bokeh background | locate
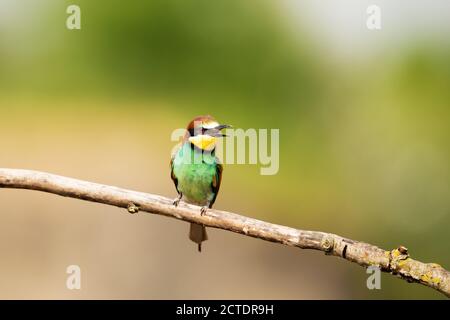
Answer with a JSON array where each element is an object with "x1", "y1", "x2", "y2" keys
[{"x1": 0, "y1": 0, "x2": 449, "y2": 299}]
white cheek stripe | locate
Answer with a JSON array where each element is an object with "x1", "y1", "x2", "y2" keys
[{"x1": 202, "y1": 121, "x2": 219, "y2": 129}]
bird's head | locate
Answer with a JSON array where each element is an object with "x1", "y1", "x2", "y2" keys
[{"x1": 185, "y1": 115, "x2": 231, "y2": 151}]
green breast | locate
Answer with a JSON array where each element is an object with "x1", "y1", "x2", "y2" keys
[{"x1": 172, "y1": 143, "x2": 218, "y2": 206}]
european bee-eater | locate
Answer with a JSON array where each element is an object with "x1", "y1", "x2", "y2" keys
[{"x1": 170, "y1": 115, "x2": 230, "y2": 252}]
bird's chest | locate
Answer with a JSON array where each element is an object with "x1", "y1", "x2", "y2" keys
[{"x1": 174, "y1": 162, "x2": 216, "y2": 206}]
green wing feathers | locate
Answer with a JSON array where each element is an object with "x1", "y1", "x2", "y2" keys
[{"x1": 210, "y1": 161, "x2": 223, "y2": 207}]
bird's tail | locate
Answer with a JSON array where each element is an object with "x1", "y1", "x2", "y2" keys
[{"x1": 189, "y1": 223, "x2": 208, "y2": 252}]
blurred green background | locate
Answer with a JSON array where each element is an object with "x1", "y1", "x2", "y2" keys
[{"x1": 0, "y1": 0, "x2": 449, "y2": 299}]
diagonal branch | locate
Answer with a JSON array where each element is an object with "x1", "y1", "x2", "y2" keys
[{"x1": 0, "y1": 168, "x2": 449, "y2": 298}]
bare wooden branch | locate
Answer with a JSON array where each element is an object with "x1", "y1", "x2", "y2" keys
[{"x1": 0, "y1": 168, "x2": 449, "y2": 298}]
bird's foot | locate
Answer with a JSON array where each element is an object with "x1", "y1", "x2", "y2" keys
[
  {"x1": 173, "y1": 195, "x2": 182, "y2": 207},
  {"x1": 200, "y1": 206, "x2": 208, "y2": 216}
]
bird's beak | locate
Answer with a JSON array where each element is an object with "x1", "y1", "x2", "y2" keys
[
  {"x1": 212, "y1": 124, "x2": 232, "y2": 137},
  {"x1": 215, "y1": 124, "x2": 232, "y2": 131}
]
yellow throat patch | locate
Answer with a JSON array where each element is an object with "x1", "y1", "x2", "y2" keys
[{"x1": 189, "y1": 134, "x2": 216, "y2": 151}]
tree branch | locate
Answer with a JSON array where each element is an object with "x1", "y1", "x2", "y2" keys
[{"x1": 0, "y1": 168, "x2": 448, "y2": 298}]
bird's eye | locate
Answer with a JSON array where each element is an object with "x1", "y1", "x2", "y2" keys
[{"x1": 188, "y1": 126, "x2": 207, "y2": 136}]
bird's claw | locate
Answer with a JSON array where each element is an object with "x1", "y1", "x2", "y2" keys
[
  {"x1": 200, "y1": 206, "x2": 208, "y2": 216},
  {"x1": 173, "y1": 197, "x2": 181, "y2": 207}
]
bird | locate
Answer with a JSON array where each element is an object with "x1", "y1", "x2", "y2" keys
[{"x1": 170, "y1": 115, "x2": 230, "y2": 252}]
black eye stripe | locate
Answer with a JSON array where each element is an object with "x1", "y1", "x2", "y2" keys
[{"x1": 189, "y1": 126, "x2": 211, "y2": 136}]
